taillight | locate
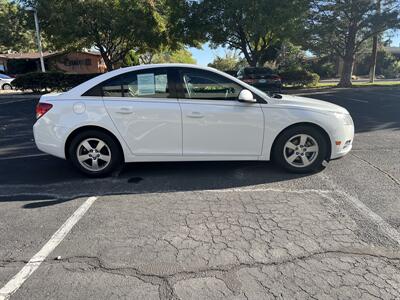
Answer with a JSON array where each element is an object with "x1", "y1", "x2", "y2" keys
[{"x1": 36, "y1": 102, "x2": 53, "y2": 119}]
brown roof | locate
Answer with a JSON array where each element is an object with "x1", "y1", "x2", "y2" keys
[{"x1": 0, "y1": 51, "x2": 101, "y2": 60}]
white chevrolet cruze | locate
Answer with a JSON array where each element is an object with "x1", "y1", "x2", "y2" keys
[{"x1": 33, "y1": 64, "x2": 354, "y2": 176}]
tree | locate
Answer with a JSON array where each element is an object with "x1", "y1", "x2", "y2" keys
[
  {"x1": 356, "y1": 50, "x2": 400, "y2": 78},
  {"x1": 152, "y1": 48, "x2": 196, "y2": 64},
  {"x1": 308, "y1": 0, "x2": 400, "y2": 87},
  {"x1": 207, "y1": 51, "x2": 246, "y2": 71},
  {"x1": 138, "y1": 47, "x2": 196, "y2": 64},
  {"x1": 276, "y1": 42, "x2": 307, "y2": 71},
  {"x1": 369, "y1": 0, "x2": 381, "y2": 82},
  {"x1": 193, "y1": 0, "x2": 309, "y2": 67},
  {"x1": 0, "y1": 0, "x2": 36, "y2": 52},
  {"x1": 24, "y1": 0, "x2": 168, "y2": 71}
]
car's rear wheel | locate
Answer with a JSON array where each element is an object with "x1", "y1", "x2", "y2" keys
[
  {"x1": 2, "y1": 83, "x2": 12, "y2": 90},
  {"x1": 69, "y1": 130, "x2": 122, "y2": 177},
  {"x1": 273, "y1": 126, "x2": 328, "y2": 173}
]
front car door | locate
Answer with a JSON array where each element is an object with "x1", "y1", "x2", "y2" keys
[
  {"x1": 177, "y1": 68, "x2": 264, "y2": 157},
  {"x1": 92, "y1": 68, "x2": 182, "y2": 156}
]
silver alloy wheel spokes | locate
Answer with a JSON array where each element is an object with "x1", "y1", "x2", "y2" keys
[
  {"x1": 283, "y1": 134, "x2": 319, "y2": 168},
  {"x1": 76, "y1": 138, "x2": 111, "y2": 172}
]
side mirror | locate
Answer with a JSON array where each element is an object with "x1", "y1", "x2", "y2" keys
[{"x1": 238, "y1": 89, "x2": 256, "y2": 103}]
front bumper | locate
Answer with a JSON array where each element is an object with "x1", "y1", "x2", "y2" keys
[{"x1": 330, "y1": 123, "x2": 354, "y2": 160}]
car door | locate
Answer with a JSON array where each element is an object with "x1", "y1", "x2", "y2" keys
[
  {"x1": 177, "y1": 68, "x2": 264, "y2": 156},
  {"x1": 99, "y1": 68, "x2": 182, "y2": 156}
]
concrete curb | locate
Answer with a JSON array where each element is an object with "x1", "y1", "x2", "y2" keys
[{"x1": 283, "y1": 85, "x2": 400, "y2": 95}]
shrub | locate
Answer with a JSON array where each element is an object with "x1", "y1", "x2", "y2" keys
[
  {"x1": 279, "y1": 69, "x2": 320, "y2": 87},
  {"x1": 12, "y1": 72, "x2": 100, "y2": 92}
]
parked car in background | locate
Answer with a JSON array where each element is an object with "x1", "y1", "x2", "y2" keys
[
  {"x1": 237, "y1": 67, "x2": 282, "y2": 92},
  {"x1": 223, "y1": 70, "x2": 238, "y2": 77},
  {"x1": 0, "y1": 74, "x2": 14, "y2": 90},
  {"x1": 33, "y1": 64, "x2": 354, "y2": 177}
]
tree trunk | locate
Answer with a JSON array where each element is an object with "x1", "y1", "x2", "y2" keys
[
  {"x1": 369, "y1": 35, "x2": 378, "y2": 83},
  {"x1": 338, "y1": 55, "x2": 354, "y2": 87},
  {"x1": 98, "y1": 45, "x2": 114, "y2": 71},
  {"x1": 338, "y1": 23, "x2": 357, "y2": 88},
  {"x1": 369, "y1": 0, "x2": 381, "y2": 83}
]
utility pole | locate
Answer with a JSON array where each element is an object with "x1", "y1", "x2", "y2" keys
[
  {"x1": 369, "y1": 0, "x2": 381, "y2": 83},
  {"x1": 28, "y1": 7, "x2": 46, "y2": 72}
]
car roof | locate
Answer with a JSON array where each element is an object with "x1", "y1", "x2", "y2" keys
[{"x1": 59, "y1": 63, "x2": 269, "y2": 99}]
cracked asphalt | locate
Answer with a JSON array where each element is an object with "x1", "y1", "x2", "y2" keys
[{"x1": 0, "y1": 87, "x2": 400, "y2": 299}]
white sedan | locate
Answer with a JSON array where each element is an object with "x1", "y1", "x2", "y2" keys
[
  {"x1": 33, "y1": 64, "x2": 354, "y2": 176},
  {"x1": 0, "y1": 73, "x2": 14, "y2": 90}
]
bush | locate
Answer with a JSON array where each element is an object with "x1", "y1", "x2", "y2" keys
[
  {"x1": 12, "y1": 72, "x2": 100, "y2": 92},
  {"x1": 279, "y1": 69, "x2": 320, "y2": 87}
]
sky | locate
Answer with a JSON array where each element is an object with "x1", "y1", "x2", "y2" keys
[
  {"x1": 190, "y1": 30, "x2": 400, "y2": 66},
  {"x1": 188, "y1": 43, "x2": 228, "y2": 66}
]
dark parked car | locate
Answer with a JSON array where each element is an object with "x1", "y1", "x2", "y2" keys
[{"x1": 237, "y1": 67, "x2": 282, "y2": 92}]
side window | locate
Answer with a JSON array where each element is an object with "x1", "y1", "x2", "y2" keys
[
  {"x1": 83, "y1": 68, "x2": 169, "y2": 98},
  {"x1": 180, "y1": 69, "x2": 243, "y2": 101}
]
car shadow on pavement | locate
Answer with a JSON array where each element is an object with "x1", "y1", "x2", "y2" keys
[{"x1": 0, "y1": 155, "x2": 309, "y2": 208}]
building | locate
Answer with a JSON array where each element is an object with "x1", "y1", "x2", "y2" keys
[
  {"x1": 384, "y1": 47, "x2": 400, "y2": 60},
  {"x1": 0, "y1": 51, "x2": 106, "y2": 75}
]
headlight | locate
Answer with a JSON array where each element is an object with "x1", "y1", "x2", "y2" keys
[{"x1": 334, "y1": 113, "x2": 353, "y2": 126}]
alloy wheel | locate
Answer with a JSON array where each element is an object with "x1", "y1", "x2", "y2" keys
[
  {"x1": 76, "y1": 138, "x2": 111, "y2": 172},
  {"x1": 283, "y1": 134, "x2": 319, "y2": 168}
]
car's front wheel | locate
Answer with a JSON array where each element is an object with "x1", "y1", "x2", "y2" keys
[
  {"x1": 273, "y1": 126, "x2": 329, "y2": 173},
  {"x1": 69, "y1": 130, "x2": 122, "y2": 177}
]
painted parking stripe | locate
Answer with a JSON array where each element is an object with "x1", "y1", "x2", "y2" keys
[
  {"x1": 318, "y1": 173, "x2": 400, "y2": 246},
  {"x1": 345, "y1": 97, "x2": 368, "y2": 103},
  {"x1": 0, "y1": 196, "x2": 98, "y2": 300}
]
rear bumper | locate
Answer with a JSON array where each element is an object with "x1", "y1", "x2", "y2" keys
[{"x1": 33, "y1": 118, "x2": 68, "y2": 159}]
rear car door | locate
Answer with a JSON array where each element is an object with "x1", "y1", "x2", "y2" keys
[
  {"x1": 177, "y1": 68, "x2": 264, "y2": 156},
  {"x1": 95, "y1": 68, "x2": 182, "y2": 155}
]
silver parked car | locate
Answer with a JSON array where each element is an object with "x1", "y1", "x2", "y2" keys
[{"x1": 0, "y1": 74, "x2": 14, "y2": 90}]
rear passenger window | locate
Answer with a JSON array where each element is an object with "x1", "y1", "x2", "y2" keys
[{"x1": 82, "y1": 68, "x2": 170, "y2": 98}]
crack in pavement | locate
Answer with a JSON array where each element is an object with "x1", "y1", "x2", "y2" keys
[
  {"x1": 44, "y1": 246, "x2": 400, "y2": 300},
  {"x1": 351, "y1": 153, "x2": 400, "y2": 187}
]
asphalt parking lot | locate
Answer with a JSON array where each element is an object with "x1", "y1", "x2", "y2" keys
[{"x1": 1, "y1": 87, "x2": 400, "y2": 299}]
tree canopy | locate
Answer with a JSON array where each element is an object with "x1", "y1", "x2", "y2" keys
[
  {"x1": 21, "y1": 0, "x2": 174, "y2": 70},
  {"x1": 0, "y1": 0, "x2": 36, "y2": 52},
  {"x1": 207, "y1": 51, "x2": 247, "y2": 71},
  {"x1": 193, "y1": 0, "x2": 310, "y2": 67},
  {"x1": 306, "y1": 0, "x2": 400, "y2": 86}
]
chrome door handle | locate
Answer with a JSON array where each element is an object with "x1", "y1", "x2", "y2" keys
[
  {"x1": 116, "y1": 107, "x2": 134, "y2": 114},
  {"x1": 187, "y1": 112, "x2": 204, "y2": 118}
]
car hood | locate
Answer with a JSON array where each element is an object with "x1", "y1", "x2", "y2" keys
[{"x1": 271, "y1": 94, "x2": 349, "y2": 114}]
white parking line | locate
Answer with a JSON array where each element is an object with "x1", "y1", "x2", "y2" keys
[
  {"x1": 318, "y1": 173, "x2": 400, "y2": 246},
  {"x1": 346, "y1": 97, "x2": 369, "y2": 103},
  {"x1": 0, "y1": 196, "x2": 98, "y2": 300},
  {"x1": 201, "y1": 187, "x2": 332, "y2": 194}
]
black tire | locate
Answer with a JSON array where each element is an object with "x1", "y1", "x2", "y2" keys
[
  {"x1": 272, "y1": 125, "x2": 328, "y2": 173},
  {"x1": 69, "y1": 130, "x2": 122, "y2": 177},
  {"x1": 2, "y1": 83, "x2": 12, "y2": 90}
]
